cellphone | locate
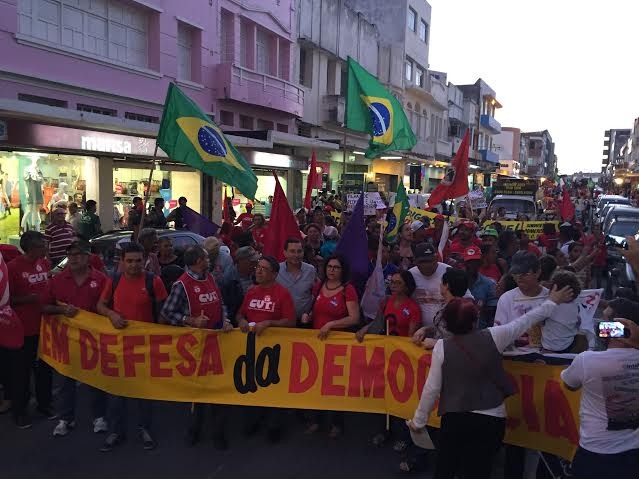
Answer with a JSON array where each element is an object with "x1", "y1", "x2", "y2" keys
[{"x1": 597, "y1": 321, "x2": 630, "y2": 339}]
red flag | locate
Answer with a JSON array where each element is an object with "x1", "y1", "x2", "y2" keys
[
  {"x1": 304, "y1": 151, "x2": 319, "y2": 210},
  {"x1": 262, "y1": 172, "x2": 302, "y2": 262},
  {"x1": 559, "y1": 184, "x2": 575, "y2": 221},
  {"x1": 428, "y1": 130, "x2": 470, "y2": 208}
]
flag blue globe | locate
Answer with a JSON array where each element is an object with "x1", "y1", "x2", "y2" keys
[
  {"x1": 368, "y1": 102, "x2": 391, "y2": 137},
  {"x1": 198, "y1": 126, "x2": 227, "y2": 157}
]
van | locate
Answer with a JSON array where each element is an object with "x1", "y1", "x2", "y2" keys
[{"x1": 488, "y1": 195, "x2": 537, "y2": 220}]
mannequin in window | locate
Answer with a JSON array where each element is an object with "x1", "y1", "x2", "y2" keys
[{"x1": 21, "y1": 156, "x2": 44, "y2": 232}]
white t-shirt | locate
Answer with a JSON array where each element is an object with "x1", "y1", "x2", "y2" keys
[
  {"x1": 410, "y1": 263, "x2": 450, "y2": 327},
  {"x1": 494, "y1": 286, "x2": 549, "y2": 326},
  {"x1": 561, "y1": 348, "x2": 639, "y2": 454},
  {"x1": 541, "y1": 302, "x2": 580, "y2": 352}
]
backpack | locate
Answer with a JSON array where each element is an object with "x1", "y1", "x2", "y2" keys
[{"x1": 108, "y1": 271, "x2": 159, "y2": 323}]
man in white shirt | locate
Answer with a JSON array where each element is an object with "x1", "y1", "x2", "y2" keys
[
  {"x1": 561, "y1": 302, "x2": 639, "y2": 478},
  {"x1": 409, "y1": 242, "x2": 450, "y2": 327}
]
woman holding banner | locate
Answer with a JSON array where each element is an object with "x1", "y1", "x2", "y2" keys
[
  {"x1": 301, "y1": 254, "x2": 359, "y2": 438},
  {"x1": 407, "y1": 285, "x2": 575, "y2": 479}
]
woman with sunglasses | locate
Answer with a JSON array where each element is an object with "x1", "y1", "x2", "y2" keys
[{"x1": 301, "y1": 253, "x2": 359, "y2": 437}]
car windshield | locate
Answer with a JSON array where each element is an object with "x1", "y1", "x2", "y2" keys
[
  {"x1": 490, "y1": 199, "x2": 536, "y2": 214},
  {"x1": 601, "y1": 199, "x2": 630, "y2": 209},
  {"x1": 609, "y1": 221, "x2": 639, "y2": 238}
]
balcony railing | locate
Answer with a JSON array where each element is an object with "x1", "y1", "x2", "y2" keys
[
  {"x1": 216, "y1": 63, "x2": 304, "y2": 117},
  {"x1": 436, "y1": 138, "x2": 452, "y2": 157},
  {"x1": 480, "y1": 114, "x2": 501, "y2": 134},
  {"x1": 479, "y1": 148, "x2": 499, "y2": 163}
]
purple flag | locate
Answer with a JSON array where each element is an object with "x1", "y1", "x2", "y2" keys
[
  {"x1": 182, "y1": 206, "x2": 219, "y2": 237},
  {"x1": 335, "y1": 192, "x2": 369, "y2": 296}
]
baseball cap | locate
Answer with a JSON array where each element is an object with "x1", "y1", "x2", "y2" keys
[
  {"x1": 324, "y1": 226, "x2": 339, "y2": 239},
  {"x1": 414, "y1": 242, "x2": 437, "y2": 262},
  {"x1": 463, "y1": 246, "x2": 482, "y2": 262},
  {"x1": 480, "y1": 227, "x2": 499, "y2": 238},
  {"x1": 410, "y1": 220, "x2": 425, "y2": 233},
  {"x1": 461, "y1": 221, "x2": 476, "y2": 230},
  {"x1": 235, "y1": 246, "x2": 260, "y2": 262},
  {"x1": 509, "y1": 251, "x2": 540, "y2": 275},
  {"x1": 66, "y1": 240, "x2": 91, "y2": 255}
]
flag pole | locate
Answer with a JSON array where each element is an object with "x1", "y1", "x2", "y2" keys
[
  {"x1": 342, "y1": 131, "x2": 347, "y2": 198},
  {"x1": 135, "y1": 144, "x2": 159, "y2": 242}
]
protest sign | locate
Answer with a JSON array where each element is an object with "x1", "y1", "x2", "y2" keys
[
  {"x1": 41, "y1": 312, "x2": 580, "y2": 460},
  {"x1": 491, "y1": 220, "x2": 560, "y2": 240},
  {"x1": 347, "y1": 193, "x2": 386, "y2": 216},
  {"x1": 467, "y1": 189, "x2": 488, "y2": 209}
]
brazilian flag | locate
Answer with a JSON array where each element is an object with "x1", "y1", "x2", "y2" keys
[
  {"x1": 157, "y1": 83, "x2": 258, "y2": 199},
  {"x1": 346, "y1": 58, "x2": 417, "y2": 159},
  {"x1": 386, "y1": 182, "x2": 411, "y2": 242}
]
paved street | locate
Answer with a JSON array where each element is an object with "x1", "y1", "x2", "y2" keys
[{"x1": 0, "y1": 380, "x2": 432, "y2": 479}]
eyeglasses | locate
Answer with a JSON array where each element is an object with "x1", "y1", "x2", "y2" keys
[
  {"x1": 389, "y1": 280, "x2": 405, "y2": 285},
  {"x1": 326, "y1": 265, "x2": 342, "y2": 270},
  {"x1": 255, "y1": 265, "x2": 273, "y2": 272}
]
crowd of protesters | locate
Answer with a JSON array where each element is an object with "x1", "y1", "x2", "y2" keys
[{"x1": 0, "y1": 184, "x2": 638, "y2": 479}]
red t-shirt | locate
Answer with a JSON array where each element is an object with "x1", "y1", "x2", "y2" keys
[
  {"x1": 239, "y1": 283, "x2": 295, "y2": 324},
  {"x1": 383, "y1": 296, "x2": 421, "y2": 337},
  {"x1": 449, "y1": 237, "x2": 482, "y2": 256},
  {"x1": 8, "y1": 256, "x2": 51, "y2": 336},
  {"x1": 252, "y1": 226, "x2": 268, "y2": 245},
  {"x1": 46, "y1": 267, "x2": 107, "y2": 313},
  {"x1": 236, "y1": 213, "x2": 254, "y2": 231},
  {"x1": 311, "y1": 283, "x2": 358, "y2": 330},
  {"x1": 479, "y1": 263, "x2": 502, "y2": 283},
  {"x1": 526, "y1": 243, "x2": 542, "y2": 257},
  {"x1": 89, "y1": 254, "x2": 105, "y2": 272},
  {"x1": 538, "y1": 233, "x2": 559, "y2": 251},
  {"x1": 100, "y1": 274, "x2": 168, "y2": 323}
]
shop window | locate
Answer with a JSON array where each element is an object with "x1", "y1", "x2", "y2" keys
[
  {"x1": 18, "y1": 93, "x2": 67, "y2": 108},
  {"x1": 77, "y1": 103, "x2": 117, "y2": 117},
  {"x1": 276, "y1": 123, "x2": 289, "y2": 133},
  {"x1": 125, "y1": 112, "x2": 159, "y2": 123},
  {"x1": 240, "y1": 115, "x2": 254, "y2": 130},
  {"x1": 219, "y1": 110, "x2": 234, "y2": 126},
  {"x1": 18, "y1": 0, "x2": 149, "y2": 68},
  {"x1": 177, "y1": 22, "x2": 193, "y2": 81},
  {"x1": 0, "y1": 151, "x2": 98, "y2": 241}
]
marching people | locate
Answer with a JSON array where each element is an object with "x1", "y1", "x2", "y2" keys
[
  {"x1": 236, "y1": 255, "x2": 296, "y2": 442},
  {"x1": 96, "y1": 242, "x2": 168, "y2": 452},
  {"x1": 409, "y1": 243, "x2": 450, "y2": 327},
  {"x1": 203, "y1": 236, "x2": 234, "y2": 288},
  {"x1": 276, "y1": 238, "x2": 317, "y2": 323},
  {"x1": 166, "y1": 196, "x2": 188, "y2": 229},
  {"x1": 301, "y1": 253, "x2": 359, "y2": 438},
  {"x1": 221, "y1": 245, "x2": 259, "y2": 322},
  {"x1": 7, "y1": 231, "x2": 54, "y2": 428},
  {"x1": 44, "y1": 240, "x2": 109, "y2": 437},
  {"x1": 77, "y1": 199, "x2": 102, "y2": 240},
  {"x1": 157, "y1": 236, "x2": 182, "y2": 268},
  {"x1": 44, "y1": 207, "x2": 76, "y2": 267},
  {"x1": 408, "y1": 285, "x2": 575, "y2": 479},
  {"x1": 160, "y1": 245, "x2": 233, "y2": 449}
]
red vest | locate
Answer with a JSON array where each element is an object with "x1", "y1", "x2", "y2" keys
[{"x1": 177, "y1": 271, "x2": 223, "y2": 329}]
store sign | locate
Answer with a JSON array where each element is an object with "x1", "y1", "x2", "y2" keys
[
  {"x1": 0, "y1": 120, "x2": 7, "y2": 141},
  {"x1": 3, "y1": 119, "x2": 166, "y2": 157},
  {"x1": 81, "y1": 136, "x2": 132, "y2": 154}
]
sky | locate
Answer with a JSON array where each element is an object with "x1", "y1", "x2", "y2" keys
[{"x1": 427, "y1": 0, "x2": 639, "y2": 174}]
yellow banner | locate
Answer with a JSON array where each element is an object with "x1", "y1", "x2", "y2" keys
[
  {"x1": 485, "y1": 220, "x2": 560, "y2": 240},
  {"x1": 40, "y1": 312, "x2": 579, "y2": 460}
]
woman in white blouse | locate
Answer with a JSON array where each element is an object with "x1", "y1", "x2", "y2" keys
[{"x1": 407, "y1": 285, "x2": 575, "y2": 479}]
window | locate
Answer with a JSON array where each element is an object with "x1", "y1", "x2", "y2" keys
[
  {"x1": 299, "y1": 47, "x2": 312, "y2": 87},
  {"x1": 407, "y1": 7, "x2": 416, "y2": 32},
  {"x1": 220, "y1": 9, "x2": 233, "y2": 63},
  {"x1": 18, "y1": 93, "x2": 67, "y2": 108},
  {"x1": 415, "y1": 68, "x2": 424, "y2": 87},
  {"x1": 18, "y1": 0, "x2": 149, "y2": 68},
  {"x1": 277, "y1": 123, "x2": 289, "y2": 133},
  {"x1": 219, "y1": 110, "x2": 234, "y2": 126},
  {"x1": 177, "y1": 22, "x2": 193, "y2": 81},
  {"x1": 419, "y1": 20, "x2": 428, "y2": 43},
  {"x1": 256, "y1": 28, "x2": 271, "y2": 74},
  {"x1": 240, "y1": 115, "x2": 254, "y2": 130},
  {"x1": 125, "y1": 112, "x2": 159, "y2": 123},
  {"x1": 257, "y1": 119, "x2": 274, "y2": 130},
  {"x1": 77, "y1": 103, "x2": 117, "y2": 116},
  {"x1": 405, "y1": 60, "x2": 413, "y2": 82}
]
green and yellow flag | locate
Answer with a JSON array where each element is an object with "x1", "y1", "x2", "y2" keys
[
  {"x1": 346, "y1": 58, "x2": 416, "y2": 159},
  {"x1": 385, "y1": 182, "x2": 411, "y2": 242},
  {"x1": 157, "y1": 83, "x2": 258, "y2": 199}
]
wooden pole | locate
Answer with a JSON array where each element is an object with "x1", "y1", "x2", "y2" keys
[
  {"x1": 135, "y1": 144, "x2": 159, "y2": 242},
  {"x1": 385, "y1": 317, "x2": 390, "y2": 432}
]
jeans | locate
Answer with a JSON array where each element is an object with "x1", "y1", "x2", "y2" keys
[
  {"x1": 571, "y1": 446, "x2": 639, "y2": 479},
  {"x1": 107, "y1": 395, "x2": 152, "y2": 437},
  {"x1": 11, "y1": 335, "x2": 52, "y2": 417},
  {"x1": 188, "y1": 403, "x2": 227, "y2": 439},
  {"x1": 58, "y1": 376, "x2": 107, "y2": 423},
  {"x1": 244, "y1": 406, "x2": 285, "y2": 432},
  {"x1": 434, "y1": 412, "x2": 505, "y2": 479}
]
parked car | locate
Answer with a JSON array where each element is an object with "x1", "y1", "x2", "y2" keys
[
  {"x1": 596, "y1": 195, "x2": 631, "y2": 217},
  {"x1": 602, "y1": 205, "x2": 639, "y2": 232},
  {"x1": 604, "y1": 218, "x2": 639, "y2": 297},
  {"x1": 52, "y1": 229, "x2": 205, "y2": 275}
]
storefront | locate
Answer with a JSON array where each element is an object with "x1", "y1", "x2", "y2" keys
[
  {"x1": 0, "y1": 119, "x2": 202, "y2": 244},
  {"x1": 372, "y1": 159, "x2": 404, "y2": 194}
]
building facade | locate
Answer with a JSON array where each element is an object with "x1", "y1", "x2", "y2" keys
[
  {"x1": 0, "y1": 0, "x2": 330, "y2": 241},
  {"x1": 493, "y1": 127, "x2": 523, "y2": 177},
  {"x1": 520, "y1": 130, "x2": 556, "y2": 179}
]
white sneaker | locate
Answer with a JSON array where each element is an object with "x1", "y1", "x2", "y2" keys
[
  {"x1": 53, "y1": 420, "x2": 75, "y2": 437},
  {"x1": 93, "y1": 417, "x2": 108, "y2": 433}
]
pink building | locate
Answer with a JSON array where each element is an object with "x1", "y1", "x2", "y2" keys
[{"x1": 0, "y1": 0, "x2": 332, "y2": 241}]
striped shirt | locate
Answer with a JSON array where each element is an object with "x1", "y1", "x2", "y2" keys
[{"x1": 44, "y1": 222, "x2": 76, "y2": 263}]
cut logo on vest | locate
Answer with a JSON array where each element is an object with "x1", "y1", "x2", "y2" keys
[
  {"x1": 248, "y1": 295, "x2": 275, "y2": 312},
  {"x1": 198, "y1": 291, "x2": 219, "y2": 303}
]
